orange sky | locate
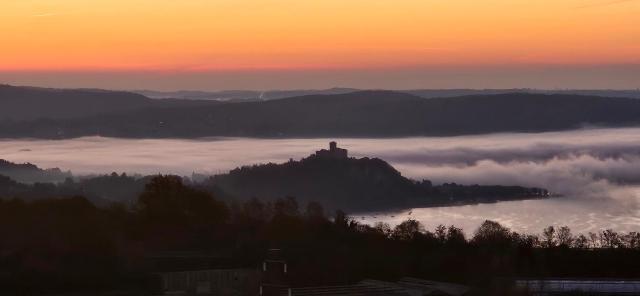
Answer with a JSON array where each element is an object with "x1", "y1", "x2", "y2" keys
[
  {"x1": 0, "y1": 0, "x2": 639, "y2": 90},
  {"x1": 1, "y1": 0, "x2": 639, "y2": 71}
]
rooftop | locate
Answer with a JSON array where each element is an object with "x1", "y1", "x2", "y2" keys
[{"x1": 281, "y1": 278, "x2": 470, "y2": 296}]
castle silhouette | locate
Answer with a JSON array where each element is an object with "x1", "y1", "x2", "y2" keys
[{"x1": 314, "y1": 141, "x2": 348, "y2": 159}]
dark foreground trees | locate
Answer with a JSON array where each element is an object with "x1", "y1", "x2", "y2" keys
[{"x1": 1, "y1": 175, "x2": 639, "y2": 295}]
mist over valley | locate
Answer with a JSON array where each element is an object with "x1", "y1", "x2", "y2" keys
[{"x1": 2, "y1": 127, "x2": 640, "y2": 233}]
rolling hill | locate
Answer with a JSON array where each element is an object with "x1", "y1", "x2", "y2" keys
[
  {"x1": 0, "y1": 84, "x2": 220, "y2": 121},
  {"x1": 3, "y1": 87, "x2": 640, "y2": 138},
  {"x1": 205, "y1": 145, "x2": 547, "y2": 211}
]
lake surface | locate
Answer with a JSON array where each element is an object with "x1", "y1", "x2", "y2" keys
[
  {"x1": 2, "y1": 127, "x2": 640, "y2": 234},
  {"x1": 359, "y1": 197, "x2": 640, "y2": 235}
]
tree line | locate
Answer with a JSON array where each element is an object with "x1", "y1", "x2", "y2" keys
[{"x1": 1, "y1": 175, "x2": 639, "y2": 295}]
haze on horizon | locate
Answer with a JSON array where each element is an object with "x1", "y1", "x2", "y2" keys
[{"x1": 1, "y1": 0, "x2": 639, "y2": 90}]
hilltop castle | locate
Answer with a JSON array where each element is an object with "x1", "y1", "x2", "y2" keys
[{"x1": 314, "y1": 141, "x2": 348, "y2": 159}]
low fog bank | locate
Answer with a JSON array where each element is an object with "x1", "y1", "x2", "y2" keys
[
  {"x1": 355, "y1": 129, "x2": 640, "y2": 210},
  {"x1": 1, "y1": 127, "x2": 640, "y2": 209},
  {"x1": 392, "y1": 154, "x2": 640, "y2": 208}
]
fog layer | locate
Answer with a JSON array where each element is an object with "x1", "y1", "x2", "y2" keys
[{"x1": 1, "y1": 127, "x2": 640, "y2": 233}]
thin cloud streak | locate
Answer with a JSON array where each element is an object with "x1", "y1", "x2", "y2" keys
[
  {"x1": 576, "y1": 0, "x2": 637, "y2": 9},
  {"x1": 32, "y1": 13, "x2": 59, "y2": 17}
]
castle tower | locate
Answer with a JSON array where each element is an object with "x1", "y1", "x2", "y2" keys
[{"x1": 315, "y1": 142, "x2": 348, "y2": 159}]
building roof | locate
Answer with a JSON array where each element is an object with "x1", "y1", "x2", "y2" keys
[
  {"x1": 514, "y1": 279, "x2": 640, "y2": 294},
  {"x1": 398, "y1": 278, "x2": 470, "y2": 296},
  {"x1": 284, "y1": 283, "x2": 411, "y2": 296},
  {"x1": 282, "y1": 278, "x2": 470, "y2": 296}
]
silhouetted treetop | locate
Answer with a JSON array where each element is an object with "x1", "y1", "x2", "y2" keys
[{"x1": 137, "y1": 175, "x2": 229, "y2": 226}]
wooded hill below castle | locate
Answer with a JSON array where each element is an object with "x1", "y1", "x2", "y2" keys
[
  {"x1": 205, "y1": 142, "x2": 548, "y2": 211},
  {"x1": 0, "y1": 142, "x2": 547, "y2": 212}
]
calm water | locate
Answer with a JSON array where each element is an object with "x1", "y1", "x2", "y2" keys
[
  {"x1": 2, "y1": 127, "x2": 640, "y2": 234},
  {"x1": 359, "y1": 197, "x2": 640, "y2": 235}
]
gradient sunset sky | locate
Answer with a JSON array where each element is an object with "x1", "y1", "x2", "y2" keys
[{"x1": 1, "y1": 0, "x2": 639, "y2": 90}]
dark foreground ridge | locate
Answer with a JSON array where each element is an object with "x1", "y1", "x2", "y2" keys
[
  {"x1": 206, "y1": 142, "x2": 548, "y2": 211},
  {"x1": 0, "y1": 175, "x2": 639, "y2": 295}
]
